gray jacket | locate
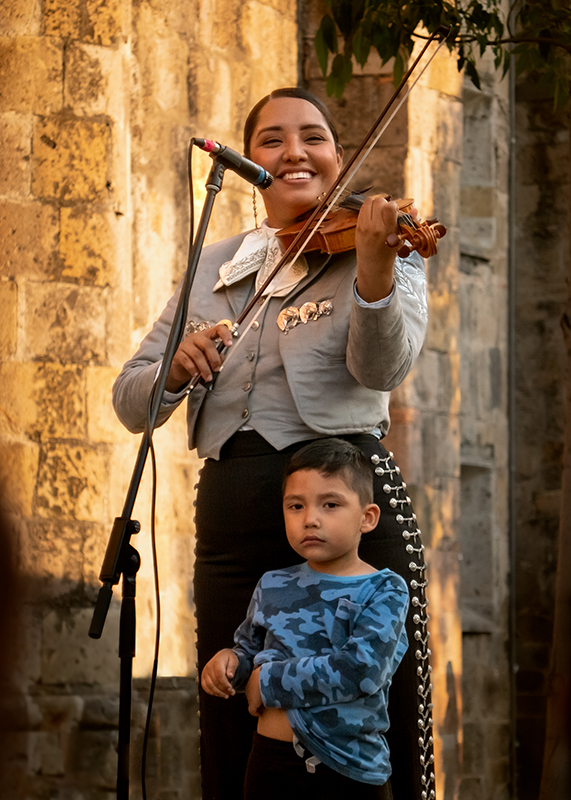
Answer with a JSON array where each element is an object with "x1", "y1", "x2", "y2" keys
[{"x1": 112, "y1": 232, "x2": 427, "y2": 456}]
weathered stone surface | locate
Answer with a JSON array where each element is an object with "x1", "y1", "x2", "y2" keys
[
  {"x1": 32, "y1": 117, "x2": 111, "y2": 202},
  {"x1": 43, "y1": 0, "x2": 81, "y2": 38},
  {"x1": 86, "y1": 367, "x2": 132, "y2": 443},
  {"x1": 0, "y1": 363, "x2": 86, "y2": 440},
  {"x1": 60, "y1": 207, "x2": 117, "y2": 286},
  {"x1": 0, "y1": 37, "x2": 63, "y2": 115},
  {"x1": 36, "y1": 442, "x2": 109, "y2": 521},
  {"x1": 0, "y1": 201, "x2": 59, "y2": 279},
  {"x1": 24, "y1": 282, "x2": 108, "y2": 364},
  {"x1": 0, "y1": 114, "x2": 32, "y2": 196},
  {"x1": 0, "y1": 280, "x2": 18, "y2": 356},
  {"x1": 68, "y1": 729, "x2": 118, "y2": 788},
  {"x1": 64, "y1": 42, "x2": 126, "y2": 121},
  {"x1": 41, "y1": 605, "x2": 120, "y2": 684},
  {"x1": 22, "y1": 520, "x2": 87, "y2": 597},
  {"x1": 1, "y1": 0, "x2": 41, "y2": 34},
  {"x1": 0, "y1": 441, "x2": 39, "y2": 517},
  {"x1": 44, "y1": 0, "x2": 126, "y2": 45}
]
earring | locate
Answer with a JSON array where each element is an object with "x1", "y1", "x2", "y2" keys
[{"x1": 252, "y1": 187, "x2": 259, "y2": 229}]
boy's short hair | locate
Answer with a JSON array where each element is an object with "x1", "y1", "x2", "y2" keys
[{"x1": 284, "y1": 438, "x2": 374, "y2": 505}]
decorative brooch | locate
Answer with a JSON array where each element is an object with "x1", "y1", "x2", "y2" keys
[
  {"x1": 184, "y1": 319, "x2": 215, "y2": 337},
  {"x1": 277, "y1": 300, "x2": 333, "y2": 334}
]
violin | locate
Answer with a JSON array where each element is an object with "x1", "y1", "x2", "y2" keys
[{"x1": 276, "y1": 193, "x2": 447, "y2": 260}]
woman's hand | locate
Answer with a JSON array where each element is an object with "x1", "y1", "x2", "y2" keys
[
  {"x1": 165, "y1": 322, "x2": 234, "y2": 392},
  {"x1": 245, "y1": 668, "x2": 265, "y2": 717},
  {"x1": 201, "y1": 648, "x2": 239, "y2": 699},
  {"x1": 355, "y1": 195, "x2": 399, "y2": 303}
]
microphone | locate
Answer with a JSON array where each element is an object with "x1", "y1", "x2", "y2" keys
[{"x1": 193, "y1": 138, "x2": 273, "y2": 189}]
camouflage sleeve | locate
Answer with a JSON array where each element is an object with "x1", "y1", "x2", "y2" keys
[
  {"x1": 230, "y1": 582, "x2": 267, "y2": 691},
  {"x1": 258, "y1": 582, "x2": 409, "y2": 710}
]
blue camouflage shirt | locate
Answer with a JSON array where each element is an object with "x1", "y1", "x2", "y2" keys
[{"x1": 232, "y1": 562, "x2": 409, "y2": 784}]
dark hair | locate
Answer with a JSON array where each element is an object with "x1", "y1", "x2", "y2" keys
[
  {"x1": 243, "y1": 87, "x2": 342, "y2": 158},
  {"x1": 283, "y1": 438, "x2": 374, "y2": 505}
]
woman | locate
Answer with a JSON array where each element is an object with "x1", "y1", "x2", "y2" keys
[{"x1": 113, "y1": 88, "x2": 433, "y2": 800}]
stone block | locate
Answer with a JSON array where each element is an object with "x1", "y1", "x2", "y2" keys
[
  {"x1": 22, "y1": 519, "x2": 87, "y2": 597},
  {"x1": 82, "y1": 522, "x2": 108, "y2": 600},
  {"x1": 0, "y1": 201, "x2": 59, "y2": 279},
  {"x1": 9, "y1": 605, "x2": 43, "y2": 686},
  {"x1": 425, "y1": 46, "x2": 463, "y2": 99},
  {"x1": 34, "y1": 693, "x2": 84, "y2": 731},
  {"x1": 411, "y1": 349, "x2": 440, "y2": 411},
  {"x1": 82, "y1": 694, "x2": 119, "y2": 728},
  {"x1": 86, "y1": 366, "x2": 133, "y2": 443},
  {"x1": 36, "y1": 442, "x2": 109, "y2": 521},
  {"x1": 24, "y1": 282, "x2": 107, "y2": 364},
  {"x1": 1, "y1": 0, "x2": 41, "y2": 35},
  {"x1": 0, "y1": 441, "x2": 39, "y2": 517},
  {"x1": 32, "y1": 117, "x2": 110, "y2": 202},
  {"x1": 0, "y1": 362, "x2": 86, "y2": 440},
  {"x1": 68, "y1": 729, "x2": 118, "y2": 788},
  {"x1": 44, "y1": 0, "x2": 81, "y2": 38},
  {"x1": 29, "y1": 730, "x2": 66, "y2": 775},
  {"x1": 60, "y1": 207, "x2": 117, "y2": 286},
  {"x1": 383, "y1": 405, "x2": 423, "y2": 487},
  {"x1": 41, "y1": 604, "x2": 120, "y2": 684},
  {"x1": 86, "y1": 0, "x2": 126, "y2": 46},
  {"x1": 0, "y1": 114, "x2": 32, "y2": 196},
  {"x1": 426, "y1": 290, "x2": 460, "y2": 353},
  {"x1": 34, "y1": 363, "x2": 87, "y2": 439},
  {"x1": 0, "y1": 37, "x2": 63, "y2": 115},
  {"x1": 0, "y1": 280, "x2": 18, "y2": 355},
  {"x1": 64, "y1": 42, "x2": 126, "y2": 121}
]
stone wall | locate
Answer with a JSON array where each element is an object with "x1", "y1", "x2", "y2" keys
[
  {"x1": 513, "y1": 85, "x2": 569, "y2": 799},
  {"x1": 0, "y1": 0, "x2": 297, "y2": 796},
  {"x1": 457, "y1": 53, "x2": 511, "y2": 800}
]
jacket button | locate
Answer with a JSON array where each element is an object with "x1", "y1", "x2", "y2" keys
[
  {"x1": 246, "y1": 351, "x2": 255, "y2": 361},
  {"x1": 242, "y1": 382, "x2": 251, "y2": 392},
  {"x1": 251, "y1": 321, "x2": 260, "y2": 331},
  {"x1": 241, "y1": 409, "x2": 249, "y2": 419}
]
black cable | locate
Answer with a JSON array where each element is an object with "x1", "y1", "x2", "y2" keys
[{"x1": 139, "y1": 141, "x2": 197, "y2": 798}]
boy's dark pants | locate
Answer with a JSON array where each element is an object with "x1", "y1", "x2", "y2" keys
[
  {"x1": 243, "y1": 732, "x2": 393, "y2": 800},
  {"x1": 195, "y1": 433, "x2": 433, "y2": 800}
]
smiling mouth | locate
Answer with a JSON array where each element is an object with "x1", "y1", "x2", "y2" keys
[{"x1": 281, "y1": 171, "x2": 314, "y2": 181}]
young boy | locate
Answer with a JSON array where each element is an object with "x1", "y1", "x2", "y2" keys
[{"x1": 201, "y1": 439, "x2": 409, "y2": 799}]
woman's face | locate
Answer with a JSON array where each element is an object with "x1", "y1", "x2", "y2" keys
[{"x1": 248, "y1": 97, "x2": 343, "y2": 229}]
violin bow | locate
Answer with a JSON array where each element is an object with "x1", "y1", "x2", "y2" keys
[{"x1": 191, "y1": 24, "x2": 450, "y2": 380}]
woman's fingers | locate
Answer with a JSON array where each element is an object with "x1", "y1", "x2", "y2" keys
[{"x1": 165, "y1": 323, "x2": 234, "y2": 391}]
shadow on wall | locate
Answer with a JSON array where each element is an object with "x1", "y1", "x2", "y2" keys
[{"x1": 0, "y1": 554, "x2": 200, "y2": 800}]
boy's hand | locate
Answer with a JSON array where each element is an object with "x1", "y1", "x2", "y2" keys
[
  {"x1": 245, "y1": 668, "x2": 264, "y2": 717},
  {"x1": 201, "y1": 649, "x2": 239, "y2": 699}
]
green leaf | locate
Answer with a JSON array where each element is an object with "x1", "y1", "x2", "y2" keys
[
  {"x1": 314, "y1": 26, "x2": 329, "y2": 77},
  {"x1": 321, "y1": 13, "x2": 338, "y2": 55},
  {"x1": 393, "y1": 51, "x2": 405, "y2": 87},
  {"x1": 465, "y1": 59, "x2": 482, "y2": 91},
  {"x1": 326, "y1": 53, "x2": 353, "y2": 99},
  {"x1": 353, "y1": 26, "x2": 371, "y2": 67}
]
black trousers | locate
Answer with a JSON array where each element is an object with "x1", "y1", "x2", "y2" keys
[
  {"x1": 243, "y1": 732, "x2": 393, "y2": 800},
  {"x1": 194, "y1": 432, "x2": 434, "y2": 800}
]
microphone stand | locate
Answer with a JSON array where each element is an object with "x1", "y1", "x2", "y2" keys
[{"x1": 88, "y1": 158, "x2": 227, "y2": 800}]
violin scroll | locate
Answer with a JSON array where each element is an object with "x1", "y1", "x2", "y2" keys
[{"x1": 386, "y1": 218, "x2": 447, "y2": 259}]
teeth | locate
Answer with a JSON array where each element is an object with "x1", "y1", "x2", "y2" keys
[{"x1": 283, "y1": 172, "x2": 312, "y2": 180}]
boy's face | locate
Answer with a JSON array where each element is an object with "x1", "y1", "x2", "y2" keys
[{"x1": 282, "y1": 468, "x2": 379, "y2": 575}]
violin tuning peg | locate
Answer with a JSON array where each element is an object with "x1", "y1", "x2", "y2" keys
[
  {"x1": 386, "y1": 233, "x2": 401, "y2": 249},
  {"x1": 397, "y1": 244, "x2": 412, "y2": 258}
]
